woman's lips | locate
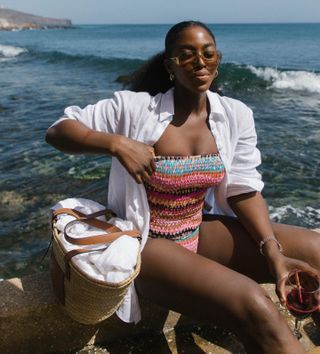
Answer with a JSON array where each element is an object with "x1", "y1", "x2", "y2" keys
[
  {"x1": 193, "y1": 73, "x2": 210, "y2": 81},
  {"x1": 193, "y1": 70, "x2": 211, "y2": 79}
]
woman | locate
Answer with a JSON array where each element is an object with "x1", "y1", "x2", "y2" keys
[{"x1": 46, "y1": 21, "x2": 320, "y2": 353}]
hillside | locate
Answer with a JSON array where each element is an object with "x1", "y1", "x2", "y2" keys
[{"x1": 0, "y1": 8, "x2": 72, "y2": 30}]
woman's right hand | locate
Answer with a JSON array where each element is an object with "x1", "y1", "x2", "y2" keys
[
  {"x1": 113, "y1": 135, "x2": 156, "y2": 184},
  {"x1": 266, "y1": 251, "x2": 320, "y2": 307}
]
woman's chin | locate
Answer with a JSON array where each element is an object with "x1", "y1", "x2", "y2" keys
[
  {"x1": 175, "y1": 80, "x2": 213, "y2": 94},
  {"x1": 192, "y1": 78, "x2": 215, "y2": 92},
  {"x1": 192, "y1": 82, "x2": 213, "y2": 93}
]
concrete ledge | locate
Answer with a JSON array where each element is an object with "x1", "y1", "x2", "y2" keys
[
  {"x1": 1, "y1": 229, "x2": 319, "y2": 353},
  {"x1": 0, "y1": 272, "x2": 210, "y2": 354},
  {"x1": 1, "y1": 271, "x2": 195, "y2": 354}
]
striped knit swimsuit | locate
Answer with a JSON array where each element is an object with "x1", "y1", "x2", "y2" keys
[{"x1": 144, "y1": 154, "x2": 225, "y2": 253}]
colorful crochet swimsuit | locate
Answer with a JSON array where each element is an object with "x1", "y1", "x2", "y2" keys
[{"x1": 144, "y1": 154, "x2": 225, "y2": 252}]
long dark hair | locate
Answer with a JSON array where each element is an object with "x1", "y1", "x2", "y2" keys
[{"x1": 125, "y1": 21, "x2": 221, "y2": 96}]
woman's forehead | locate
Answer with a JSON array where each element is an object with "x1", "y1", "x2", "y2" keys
[{"x1": 173, "y1": 26, "x2": 215, "y2": 47}]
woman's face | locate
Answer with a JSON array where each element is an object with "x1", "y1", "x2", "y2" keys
[{"x1": 167, "y1": 26, "x2": 219, "y2": 94}]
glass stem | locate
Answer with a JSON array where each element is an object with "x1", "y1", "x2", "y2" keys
[{"x1": 293, "y1": 318, "x2": 302, "y2": 339}]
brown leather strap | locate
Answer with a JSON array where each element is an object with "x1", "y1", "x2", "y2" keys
[
  {"x1": 52, "y1": 208, "x2": 116, "y2": 229},
  {"x1": 65, "y1": 228, "x2": 141, "y2": 245},
  {"x1": 52, "y1": 207, "x2": 141, "y2": 284},
  {"x1": 64, "y1": 247, "x2": 108, "y2": 280},
  {"x1": 64, "y1": 216, "x2": 121, "y2": 238},
  {"x1": 52, "y1": 207, "x2": 141, "y2": 246}
]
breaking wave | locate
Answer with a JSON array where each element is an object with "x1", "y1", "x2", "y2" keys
[
  {"x1": 0, "y1": 44, "x2": 28, "y2": 58},
  {"x1": 269, "y1": 205, "x2": 320, "y2": 228},
  {"x1": 248, "y1": 65, "x2": 320, "y2": 94}
]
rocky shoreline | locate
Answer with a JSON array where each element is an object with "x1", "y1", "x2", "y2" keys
[{"x1": 0, "y1": 8, "x2": 72, "y2": 30}]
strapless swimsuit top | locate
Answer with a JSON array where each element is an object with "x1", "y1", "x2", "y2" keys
[{"x1": 144, "y1": 154, "x2": 225, "y2": 252}]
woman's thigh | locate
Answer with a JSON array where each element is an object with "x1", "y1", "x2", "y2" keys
[
  {"x1": 198, "y1": 214, "x2": 320, "y2": 282},
  {"x1": 135, "y1": 237, "x2": 276, "y2": 332}
]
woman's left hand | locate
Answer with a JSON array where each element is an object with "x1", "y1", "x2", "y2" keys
[{"x1": 266, "y1": 253, "x2": 319, "y2": 306}]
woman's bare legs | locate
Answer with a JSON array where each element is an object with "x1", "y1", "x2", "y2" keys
[
  {"x1": 136, "y1": 235, "x2": 305, "y2": 354},
  {"x1": 199, "y1": 215, "x2": 320, "y2": 282}
]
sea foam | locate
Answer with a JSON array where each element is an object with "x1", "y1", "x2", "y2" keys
[
  {"x1": 0, "y1": 44, "x2": 27, "y2": 58},
  {"x1": 247, "y1": 65, "x2": 320, "y2": 94},
  {"x1": 269, "y1": 205, "x2": 320, "y2": 228}
]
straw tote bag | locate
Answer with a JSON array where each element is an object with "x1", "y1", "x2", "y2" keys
[{"x1": 50, "y1": 207, "x2": 141, "y2": 325}]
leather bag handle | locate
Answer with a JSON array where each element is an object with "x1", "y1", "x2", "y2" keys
[
  {"x1": 52, "y1": 207, "x2": 141, "y2": 246},
  {"x1": 51, "y1": 207, "x2": 141, "y2": 282}
]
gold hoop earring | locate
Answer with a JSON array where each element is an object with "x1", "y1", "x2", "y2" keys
[
  {"x1": 214, "y1": 70, "x2": 219, "y2": 78},
  {"x1": 169, "y1": 73, "x2": 174, "y2": 81}
]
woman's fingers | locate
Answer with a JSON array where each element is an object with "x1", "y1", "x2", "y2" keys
[
  {"x1": 118, "y1": 140, "x2": 155, "y2": 184},
  {"x1": 150, "y1": 158, "x2": 156, "y2": 172},
  {"x1": 134, "y1": 174, "x2": 143, "y2": 184},
  {"x1": 276, "y1": 276, "x2": 287, "y2": 306},
  {"x1": 138, "y1": 147, "x2": 155, "y2": 182},
  {"x1": 293, "y1": 260, "x2": 320, "y2": 279},
  {"x1": 147, "y1": 146, "x2": 156, "y2": 172},
  {"x1": 141, "y1": 169, "x2": 152, "y2": 183},
  {"x1": 145, "y1": 164, "x2": 154, "y2": 175},
  {"x1": 133, "y1": 163, "x2": 155, "y2": 184},
  {"x1": 275, "y1": 258, "x2": 320, "y2": 306},
  {"x1": 148, "y1": 146, "x2": 155, "y2": 157}
]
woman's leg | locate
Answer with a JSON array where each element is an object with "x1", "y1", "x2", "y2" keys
[
  {"x1": 135, "y1": 237, "x2": 305, "y2": 354},
  {"x1": 198, "y1": 215, "x2": 320, "y2": 281}
]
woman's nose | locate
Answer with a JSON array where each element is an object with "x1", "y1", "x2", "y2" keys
[{"x1": 193, "y1": 53, "x2": 206, "y2": 66}]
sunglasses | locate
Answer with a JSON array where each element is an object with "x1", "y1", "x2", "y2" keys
[{"x1": 170, "y1": 49, "x2": 221, "y2": 66}]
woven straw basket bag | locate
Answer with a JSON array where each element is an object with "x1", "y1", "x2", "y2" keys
[{"x1": 50, "y1": 207, "x2": 141, "y2": 325}]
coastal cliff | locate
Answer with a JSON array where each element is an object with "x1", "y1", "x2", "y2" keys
[{"x1": 0, "y1": 8, "x2": 72, "y2": 30}]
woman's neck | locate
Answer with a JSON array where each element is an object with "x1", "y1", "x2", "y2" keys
[{"x1": 173, "y1": 87, "x2": 208, "y2": 116}]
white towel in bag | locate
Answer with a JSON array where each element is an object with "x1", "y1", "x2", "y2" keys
[{"x1": 51, "y1": 197, "x2": 141, "y2": 323}]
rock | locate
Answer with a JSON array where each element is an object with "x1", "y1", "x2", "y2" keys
[{"x1": 0, "y1": 8, "x2": 72, "y2": 30}]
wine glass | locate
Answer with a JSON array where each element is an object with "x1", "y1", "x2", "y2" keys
[{"x1": 285, "y1": 270, "x2": 320, "y2": 339}]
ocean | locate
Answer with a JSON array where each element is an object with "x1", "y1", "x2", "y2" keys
[{"x1": 0, "y1": 23, "x2": 319, "y2": 279}]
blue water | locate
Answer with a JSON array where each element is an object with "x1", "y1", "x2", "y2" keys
[{"x1": 0, "y1": 23, "x2": 319, "y2": 279}]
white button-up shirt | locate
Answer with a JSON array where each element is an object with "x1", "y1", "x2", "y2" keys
[{"x1": 53, "y1": 88, "x2": 264, "y2": 322}]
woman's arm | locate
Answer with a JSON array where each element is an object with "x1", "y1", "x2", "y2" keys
[
  {"x1": 228, "y1": 191, "x2": 279, "y2": 257},
  {"x1": 228, "y1": 191, "x2": 317, "y2": 303},
  {"x1": 46, "y1": 120, "x2": 155, "y2": 183},
  {"x1": 46, "y1": 119, "x2": 120, "y2": 155}
]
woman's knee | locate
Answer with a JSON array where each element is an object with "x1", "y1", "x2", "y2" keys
[
  {"x1": 234, "y1": 283, "x2": 284, "y2": 335},
  {"x1": 243, "y1": 287, "x2": 275, "y2": 321}
]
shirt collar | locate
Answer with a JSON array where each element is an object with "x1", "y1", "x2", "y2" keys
[
  {"x1": 157, "y1": 88, "x2": 175, "y2": 122},
  {"x1": 206, "y1": 90, "x2": 225, "y2": 121}
]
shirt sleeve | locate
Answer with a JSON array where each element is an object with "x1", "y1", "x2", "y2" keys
[
  {"x1": 227, "y1": 105, "x2": 264, "y2": 198},
  {"x1": 52, "y1": 91, "x2": 126, "y2": 134}
]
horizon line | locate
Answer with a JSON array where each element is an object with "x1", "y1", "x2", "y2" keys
[{"x1": 74, "y1": 21, "x2": 320, "y2": 25}]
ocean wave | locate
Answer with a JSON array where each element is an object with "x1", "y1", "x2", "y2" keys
[
  {"x1": 0, "y1": 44, "x2": 28, "y2": 58},
  {"x1": 269, "y1": 205, "x2": 320, "y2": 228},
  {"x1": 27, "y1": 48, "x2": 144, "y2": 72},
  {"x1": 248, "y1": 65, "x2": 320, "y2": 94},
  {"x1": 4, "y1": 44, "x2": 319, "y2": 95}
]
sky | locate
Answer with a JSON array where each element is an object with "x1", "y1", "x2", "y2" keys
[{"x1": 1, "y1": 0, "x2": 320, "y2": 25}]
